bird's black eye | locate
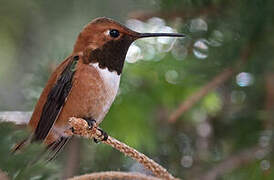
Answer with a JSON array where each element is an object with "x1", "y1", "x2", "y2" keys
[{"x1": 109, "y1": 29, "x2": 120, "y2": 38}]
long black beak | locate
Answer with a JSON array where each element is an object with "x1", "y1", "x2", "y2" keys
[{"x1": 138, "y1": 32, "x2": 185, "y2": 38}]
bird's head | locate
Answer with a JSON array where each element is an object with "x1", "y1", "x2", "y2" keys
[{"x1": 74, "y1": 17, "x2": 185, "y2": 75}]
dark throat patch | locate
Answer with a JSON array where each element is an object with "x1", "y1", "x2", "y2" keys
[{"x1": 85, "y1": 36, "x2": 133, "y2": 75}]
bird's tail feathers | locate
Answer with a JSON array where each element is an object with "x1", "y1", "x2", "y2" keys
[
  {"x1": 12, "y1": 135, "x2": 70, "y2": 163},
  {"x1": 46, "y1": 136, "x2": 70, "y2": 161},
  {"x1": 11, "y1": 138, "x2": 30, "y2": 154}
]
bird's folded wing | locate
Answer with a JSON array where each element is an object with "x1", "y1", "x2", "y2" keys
[{"x1": 33, "y1": 56, "x2": 79, "y2": 142}]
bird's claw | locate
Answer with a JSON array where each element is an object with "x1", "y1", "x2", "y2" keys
[
  {"x1": 70, "y1": 127, "x2": 75, "y2": 133},
  {"x1": 82, "y1": 117, "x2": 108, "y2": 143},
  {"x1": 93, "y1": 128, "x2": 108, "y2": 143},
  {"x1": 83, "y1": 117, "x2": 97, "y2": 130}
]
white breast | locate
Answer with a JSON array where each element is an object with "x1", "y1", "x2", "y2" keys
[
  {"x1": 89, "y1": 62, "x2": 120, "y2": 121},
  {"x1": 90, "y1": 62, "x2": 120, "y2": 93}
]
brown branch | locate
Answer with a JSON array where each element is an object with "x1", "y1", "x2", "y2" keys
[
  {"x1": 0, "y1": 169, "x2": 9, "y2": 180},
  {"x1": 168, "y1": 68, "x2": 235, "y2": 123},
  {"x1": 69, "y1": 171, "x2": 161, "y2": 180},
  {"x1": 264, "y1": 73, "x2": 274, "y2": 129},
  {"x1": 0, "y1": 111, "x2": 31, "y2": 125},
  {"x1": 68, "y1": 117, "x2": 179, "y2": 180},
  {"x1": 168, "y1": 44, "x2": 252, "y2": 123},
  {"x1": 194, "y1": 146, "x2": 268, "y2": 180}
]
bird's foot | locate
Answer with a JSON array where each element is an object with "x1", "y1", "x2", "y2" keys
[
  {"x1": 82, "y1": 117, "x2": 108, "y2": 143},
  {"x1": 93, "y1": 128, "x2": 108, "y2": 143},
  {"x1": 83, "y1": 117, "x2": 97, "y2": 130},
  {"x1": 70, "y1": 127, "x2": 75, "y2": 133}
]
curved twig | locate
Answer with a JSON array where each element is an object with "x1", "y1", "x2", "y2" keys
[
  {"x1": 193, "y1": 146, "x2": 267, "y2": 180},
  {"x1": 168, "y1": 44, "x2": 252, "y2": 123},
  {"x1": 0, "y1": 169, "x2": 9, "y2": 180},
  {"x1": 69, "y1": 171, "x2": 161, "y2": 180},
  {"x1": 68, "y1": 117, "x2": 179, "y2": 180},
  {"x1": 168, "y1": 68, "x2": 234, "y2": 123}
]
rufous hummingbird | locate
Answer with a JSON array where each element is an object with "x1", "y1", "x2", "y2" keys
[{"x1": 14, "y1": 17, "x2": 185, "y2": 159}]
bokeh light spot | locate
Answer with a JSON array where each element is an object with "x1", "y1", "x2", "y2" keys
[
  {"x1": 171, "y1": 42, "x2": 188, "y2": 61},
  {"x1": 209, "y1": 30, "x2": 224, "y2": 47},
  {"x1": 126, "y1": 44, "x2": 142, "y2": 63},
  {"x1": 260, "y1": 160, "x2": 270, "y2": 171},
  {"x1": 197, "y1": 122, "x2": 212, "y2": 138},
  {"x1": 165, "y1": 70, "x2": 179, "y2": 84},
  {"x1": 236, "y1": 72, "x2": 254, "y2": 87},
  {"x1": 181, "y1": 155, "x2": 193, "y2": 168},
  {"x1": 190, "y1": 18, "x2": 208, "y2": 32},
  {"x1": 193, "y1": 39, "x2": 209, "y2": 59}
]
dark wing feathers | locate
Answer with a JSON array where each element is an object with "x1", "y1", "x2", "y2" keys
[{"x1": 33, "y1": 56, "x2": 79, "y2": 142}]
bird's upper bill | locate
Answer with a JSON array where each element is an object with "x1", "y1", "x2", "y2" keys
[{"x1": 136, "y1": 32, "x2": 185, "y2": 39}]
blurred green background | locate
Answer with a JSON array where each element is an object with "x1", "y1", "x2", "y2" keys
[{"x1": 1, "y1": 0, "x2": 274, "y2": 179}]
